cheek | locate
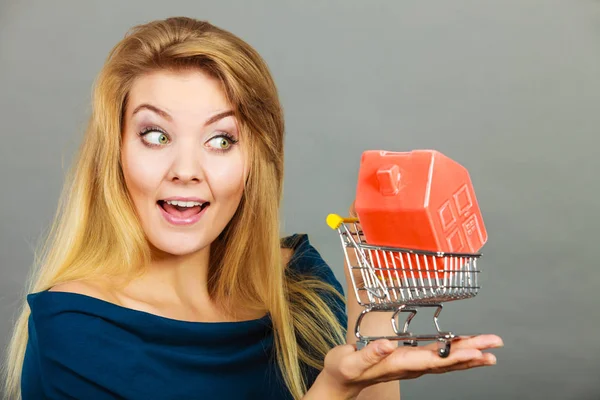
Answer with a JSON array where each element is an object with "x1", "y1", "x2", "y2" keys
[
  {"x1": 205, "y1": 154, "x2": 246, "y2": 199},
  {"x1": 121, "y1": 147, "x2": 165, "y2": 204}
]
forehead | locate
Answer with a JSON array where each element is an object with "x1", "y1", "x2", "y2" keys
[{"x1": 125, "y1": 69, "x2": 231, "y2": 118}]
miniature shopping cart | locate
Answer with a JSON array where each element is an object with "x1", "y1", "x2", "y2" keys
[{"x1": 326, "y1": 214, "x2": 482, "y2": 358}]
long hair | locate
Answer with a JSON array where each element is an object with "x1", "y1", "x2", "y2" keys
[{"x1": 3, "y1": 17, "x2": 345, "y2": 399}]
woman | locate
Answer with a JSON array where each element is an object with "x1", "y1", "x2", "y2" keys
[{"x1": 3, "y1": 17, "x2": 502, "y2": 399}]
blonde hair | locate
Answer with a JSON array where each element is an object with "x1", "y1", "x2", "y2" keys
[{"x1": 3, "y1": 17, "x2": 345, "y2": 399}]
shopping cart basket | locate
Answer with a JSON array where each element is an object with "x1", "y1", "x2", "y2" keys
[{"x1": 326, "y1": 213, "x2": 482, "y2": 357}]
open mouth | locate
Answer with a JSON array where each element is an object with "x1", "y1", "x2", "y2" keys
[{"x1": 157, "y1": 199, "x2": 210, "y2": 219}]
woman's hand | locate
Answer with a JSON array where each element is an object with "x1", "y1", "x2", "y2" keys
[{"x1": 308, "y1": 334, "x2": 503, "y2": 399}]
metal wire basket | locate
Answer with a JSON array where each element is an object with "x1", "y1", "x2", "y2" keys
[{"x1": 327, "y1": 214, "x2": 482, "y2": 357}]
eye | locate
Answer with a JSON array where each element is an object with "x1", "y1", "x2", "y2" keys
[
  {"x1": 140, "y1": 128, "x2": 170, "y2": 146},
  {"x1": 206, "y1": 133, "x2": 237, "y2": 151}
]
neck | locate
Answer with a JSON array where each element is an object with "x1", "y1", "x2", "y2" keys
[
  {"x1": 136, "y1": 245, "x2": 212, "y2": 307},
  {"x1": 117, "y1": 244, "x2": 267, "y2": 322}
]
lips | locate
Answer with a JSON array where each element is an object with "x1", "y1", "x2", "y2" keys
[{"x1": 157, "y1": 199, "x2": 210, "y2": 226}]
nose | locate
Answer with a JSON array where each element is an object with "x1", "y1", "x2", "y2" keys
[{"x1": 168, "y1": 144, "x2": 203, "y2": 184}]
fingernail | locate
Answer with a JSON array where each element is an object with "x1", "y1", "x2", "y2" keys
[{"x1": 487, "y1": 355, "x2": 497, "y2": 365}]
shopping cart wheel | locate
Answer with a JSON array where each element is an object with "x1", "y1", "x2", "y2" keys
[{"x1": 437, "y1": 340, "x2": 451, "y2": 358}]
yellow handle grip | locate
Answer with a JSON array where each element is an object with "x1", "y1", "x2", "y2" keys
[{"x1": 326, "y1": 213, "x2": 359, "y2": 230}]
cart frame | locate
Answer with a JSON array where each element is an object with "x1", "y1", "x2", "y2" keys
[{"x1": 327, "y1": 214, "x2": 482, "y2": 357}]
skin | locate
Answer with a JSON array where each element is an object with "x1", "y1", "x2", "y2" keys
[{"x1": 51, "y1": 70, "x2": 503, "y2": 398}]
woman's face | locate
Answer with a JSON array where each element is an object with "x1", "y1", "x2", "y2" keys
[{"x1": 121, "y1": 69, "x2": 248, "y2": 256}]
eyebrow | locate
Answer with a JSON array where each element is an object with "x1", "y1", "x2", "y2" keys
[{"x1": 131, "y1": 103, "x2": 235, "y2": 126}]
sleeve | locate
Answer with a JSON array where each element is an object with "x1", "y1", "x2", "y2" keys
[
  {"x1": 282, "y1": 234, "x2": 348, "y2": 331},
  {"x1": 23, "y1": 303, "x2": 139, "y2": 400}
]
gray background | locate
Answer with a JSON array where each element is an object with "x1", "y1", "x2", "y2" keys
[{"x1": 1, "y1": 0, "x2": 599, "y2": 399}]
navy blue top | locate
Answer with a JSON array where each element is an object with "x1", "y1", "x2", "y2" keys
[{"x1": 21, "y1": 234, "x2": 347, "y2": 400}]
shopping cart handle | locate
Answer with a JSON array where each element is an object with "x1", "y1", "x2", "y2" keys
[{"x1": 326, "y1": 213, "x2": 359, "y2": 230}]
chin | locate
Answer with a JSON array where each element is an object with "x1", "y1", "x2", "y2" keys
[{"x1": 151, "y1": 238, "x2": 209, "y2": 257}]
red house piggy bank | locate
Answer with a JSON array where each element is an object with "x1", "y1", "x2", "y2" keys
[{"x1": 354, "y1": 150, "x2": 487, "y2": 256}]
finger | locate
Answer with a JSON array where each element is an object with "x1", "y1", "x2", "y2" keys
[
  {"x1": 340, "y1": 340, "x2": 397, "y2": 380},
  {"x1": 393, "y1": 352, "x2": 496, "y2": 380},
  {"x1": 423, "y1": 335, "x2": 503, "y2": 352},
  {"x1": 453, "y1": 334, "x2": 504, "y2": 350},
  {"x1": 431, "y1": 352, "x2": 497, "y2": 374},
  {"x1": 361, "y1": 344, "x2": 484, "y2": 381}
]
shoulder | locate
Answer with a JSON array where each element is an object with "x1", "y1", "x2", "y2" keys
[
  {"x1": 29, "y1": 281, "x2": 121, "y2": 338},
  {"x1": 28, "y1": 280, "x2": 131, "y2": 340},
  {"x1": 282, "y1": 234, "x2": 337, "y2": 277},
  {"x1": 280, "y1": 233, "x2": 322, "y2": 266},
  {"x1": 25, "y1": 284, "x2": 144, "y2": 398},
  {"x1": 281, "y1": 233, "x2": 348, "y2": 331},
  {"x1": 281, "y1": 246, "x2": 294, "y2": 266},
  {"x1": 281, "y1": 233, "x2": 346, "y2": 299},
  {"x1": 49, "y1": 279, "x2": 121, "y2": 303}
]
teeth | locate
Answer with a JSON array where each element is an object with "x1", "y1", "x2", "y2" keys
[{"x1": 165, "y1": 200, "x2": 205, "y2": 208}]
